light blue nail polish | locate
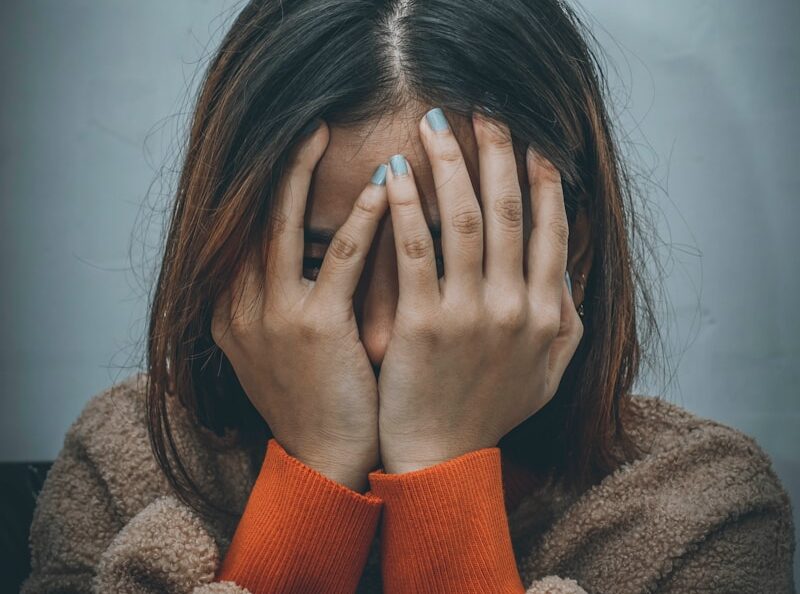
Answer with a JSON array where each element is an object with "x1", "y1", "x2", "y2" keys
[
  {"x1": 371, "y1": 163, "x2": 387, "y2": 186},
  {"x1": 426, "y1": 107, "x2": 449, "y2": 132},
  {"x1": 565, "y1": 271, "x2": 573, "y2": 296},
  {"x1": 390, "y1": 154, "x2": 408, "y2": 177}
]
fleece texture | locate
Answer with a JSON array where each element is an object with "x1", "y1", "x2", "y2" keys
[{"x1": 20, "y1": 372, "x2": 796, "y2": 593}]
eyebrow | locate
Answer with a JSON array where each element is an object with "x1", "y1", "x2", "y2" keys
[{"x1": 305, "y1": 222, "x2": 442, "y2": 243}]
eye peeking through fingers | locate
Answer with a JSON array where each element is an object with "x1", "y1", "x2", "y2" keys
[
  {"x1": 302, "y1": 250, "x2": 445, "y2": 281},
  {"x1": 302, "y1": 256, "x2": 324, "y2": 281}
]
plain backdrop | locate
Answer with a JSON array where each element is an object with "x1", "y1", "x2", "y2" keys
[{"x1": 1, "y1": 0, "x2": 798, "y2": 576}]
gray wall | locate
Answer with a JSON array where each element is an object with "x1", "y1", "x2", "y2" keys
[{"x1": 2, "y1": 0, "x2": 797, "y2": 576}]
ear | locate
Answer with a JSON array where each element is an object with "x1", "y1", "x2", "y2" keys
[{"x1": 568, "y1": 205, "x2": 592, "y2": 305}]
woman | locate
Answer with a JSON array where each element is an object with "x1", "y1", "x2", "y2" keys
[{"x1": 22, "y1": 0, "x2": 795, "y2": 593}]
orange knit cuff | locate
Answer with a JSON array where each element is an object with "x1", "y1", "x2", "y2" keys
[
  {"x1": 367, "y1": 447, "x2": 525, "y2": 594},
  {"x1": 215, "y1": 438, "x2": 383, "y2": 594}
]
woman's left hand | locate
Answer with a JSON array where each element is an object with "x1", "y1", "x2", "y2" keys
[{"x1": 376, "y1": 109, "x2": 584, "y2": 474}]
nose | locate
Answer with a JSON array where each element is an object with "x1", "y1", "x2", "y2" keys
[
  {"x1": 353, "y1": 233, "x2": 398, "y2": 372},
  {"x1": 355, "y1": 274, "x2": 397, "y2": 372}
]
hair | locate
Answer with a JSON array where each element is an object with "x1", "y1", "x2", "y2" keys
[{"x1": 140, "y1": 0, "x2": 666, "y2": 520}]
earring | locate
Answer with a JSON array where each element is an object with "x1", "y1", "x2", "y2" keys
[{"x1": 574, "y1": 272, "x2": 587, "y2": 319}]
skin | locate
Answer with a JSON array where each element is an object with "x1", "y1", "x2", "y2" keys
[{"x1": 212, "y1": 99, "x2": 593, "y2": 493}]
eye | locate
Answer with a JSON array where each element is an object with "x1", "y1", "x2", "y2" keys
[
  {"x1": 302, "y1": 252, "x2": 445, "y2": 281},
  {"x1": 303, "y1": 256, "x2": 324, "y2": 281}
]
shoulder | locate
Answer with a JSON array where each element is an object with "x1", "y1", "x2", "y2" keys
[
  {"x1": 56, "y1": 372, "x2": 175, "y2": 516},
  {"x1": 520, "y1": 394, "x2": 796, "y2": 592},
  {"x1": 623, "y1": 393, "x2": 786, "y2": 483},
  {"x1": 66, "y1": 372, "x2": 149, "y2": 445},
  {"x1": 23, "y1": 373, "x2": 252, "y2": 593},
  {"x1": 55, "y1": 372, "x2": 252, "y2": 519},
  {"x1": 618, "y1": 394, "x2": 793, "y2": 520}
]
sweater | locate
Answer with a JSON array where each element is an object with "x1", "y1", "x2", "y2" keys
[{"x1": 20, "y1": 372, "x2": 796, "y2": 594}]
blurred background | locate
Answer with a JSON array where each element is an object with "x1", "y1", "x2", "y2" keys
[{"x1": 1, "y1": 0, "x2": 798, "y2": 580}]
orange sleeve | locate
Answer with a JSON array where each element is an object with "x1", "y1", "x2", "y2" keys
[
  {"x1": 215, "y1": 437, "x2": 383, "y2": 594},
  {"x1": 367, "y1": 447, "x2": 526, "y2": 594}
]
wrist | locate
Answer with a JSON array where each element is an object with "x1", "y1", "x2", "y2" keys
[
  {"x1": 318, "y1": 465, "x2": 370, "y2": 493},
  {"x1": 380, "y1": 438, "x2": 498, "y2": 475},
  {"x1": 292, "y1": 455, "x2": 372, "y2": 493},
  {"x1": 382, "y1": 459, "x2": 447, "y2": 474},
  {"x1": 380, "y1": 446, "x2": 453, "y2": 474}
]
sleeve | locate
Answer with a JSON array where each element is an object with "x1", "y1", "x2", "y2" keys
[
  {"x1": 213, "y1": 437, "x2": 384, "y2": 594},
  {"x1": 367, "y1": 447, "x2": 588, "y2": 594},
  {"x1": 20, "y1": 431, "x2": 383, "y2": 594}
]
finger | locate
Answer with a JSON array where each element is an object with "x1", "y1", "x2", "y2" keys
[
  {"x1": 312, "y1": 164, "x2": 389, "y2": 304},
  {"x1": 420, "y1": 107, "x2": 483, "y2": 291},
  {"x1": 472, "y1": 111, "x2": 524, "y2": 286},
  {"x1": 546, "y1": 274, "x2": 584, "y2": 397},
  {"x1": 212, "y1": 248, "x2": 261, "y2": 342},
  {"x1": 526, "y1": 150, "x2": 569, "y2": 307},
  {"x1": 266, "y1": 119, "x2": 329, "y2": 299},
  {"x1": 386, "y1": 153, "x2": 440, "y2": 308}
]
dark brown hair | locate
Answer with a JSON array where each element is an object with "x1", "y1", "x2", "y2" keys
[{"x1": 137, "y1": 0, "x2": 665, "y2": 520}]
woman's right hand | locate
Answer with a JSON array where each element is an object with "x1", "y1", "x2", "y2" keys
[{"x1": 211, "y1": 120, "x2": 388, "y2": 493}]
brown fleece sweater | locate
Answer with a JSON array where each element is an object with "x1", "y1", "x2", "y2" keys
[{"x1": 20, "y1": 372, "x2": 796, "y2": 593}]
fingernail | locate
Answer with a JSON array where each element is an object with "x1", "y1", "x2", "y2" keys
[
  {"x1": 565, "y1": 271, "x2": 573, "y2": 296},
  {"x1": 426, "y1": 107, "x2": 450, "y2": 132},
  {"x1": 390, "y1": 154, "x2": 408, "y2": 177},
  {"x1": 299, "y1": 118, "x2": 322, "y2": 138},
  {"x1": 371, "y1": 163, "x2": 388, "y2": 186}
]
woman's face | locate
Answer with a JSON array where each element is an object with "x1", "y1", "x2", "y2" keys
[{"x1": 302, "y1": 101, "x2": 532, "y2": 373}]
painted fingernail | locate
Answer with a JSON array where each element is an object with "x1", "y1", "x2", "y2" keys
[
  {"x1": 565, "y1": 271, "x2": 573, "y2": 296},
  {"x1": 426, "y1": 107, "x2": 450, "y2": 132},
  {"x1": 371, "y1": 163, "x2": 388, "y2": 186},
  {"x1": 390, "y1": 154, "x2": 408, "y2": 177},
  {"x1": 299, "y1": 118, "x2": 322, "y2": 138}
]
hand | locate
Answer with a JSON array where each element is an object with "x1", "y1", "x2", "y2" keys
[
  {"x1": 211, "y1": 120, "x2": 389, "y2": 493},
  {"x1": 376, "y1": 109, "x2": 584, "y2": 474}
]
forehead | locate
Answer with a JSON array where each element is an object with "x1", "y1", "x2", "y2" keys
[{"x1": 305, "y1": 103, "x2": 528, "y2": 237}]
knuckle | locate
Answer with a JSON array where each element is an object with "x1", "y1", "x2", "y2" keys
[
  {"x1": 227, "y1": 294, "x2": 257, "y2": 334},
  {"x1": 493, "y1": 295, "x2": 528, "y2": 331},
  {"x1": 261, "y1": 302, "x2": 289, "y2": 334},
  {"x1": 210, "y1": 318, "x2": 227, "y2": 344},
  {"x1": 405, "y1": 313, "x2": 441, "y2": 343},
  {"x1": 210, "y1": 299, "x2": 229, "y2": 341},
  {"x1": 535, "y1": 307, "x2": 562, "y2": 339},
  {"x1": 402, "y1": 234, "x2": 434, "y2": 260},
  {"x1": 451, "y1": 208, "x2": 483, "y2": 236},
  {"x1": 228, "y1": 311, "x2": 251, "y2": 334},
  {"x1": 389, "y1": 192, "x2": 419, "y2": 210},
  {"x1": 297, "y1": 312, "x2": 324, "y2": 340},
  {"x1": 436, "y1": 144, "x2": 463, "y2": 164},
  {"x1": 268, "y1": 210, "x2": 289, "y2": 237},
  {"x1": 328, "y1": 232, "x2": 359, "y2": 261},
  {"x1": 486, "y1": 125, "x2": 513, "y2": 150},
  {"x1": 352, "y1": 194, "x2": 380, "y2": 219},
  {"x1": 537, "y1": 158, "x2": 562, "y2": 186},
  {"x1": 442, "y1": 299, "x2": 481, "y2": 332},
  {"x1": 492, "y1": 193, "x2": 523, "y2": 228}
]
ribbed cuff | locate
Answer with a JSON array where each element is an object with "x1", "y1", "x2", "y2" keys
[
  {"x1": 215, "y1": 438, "x2": 383, "y2": 594},
  {"x1": 368, "y1": 447, "x2": 525, "y2": 594}
]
